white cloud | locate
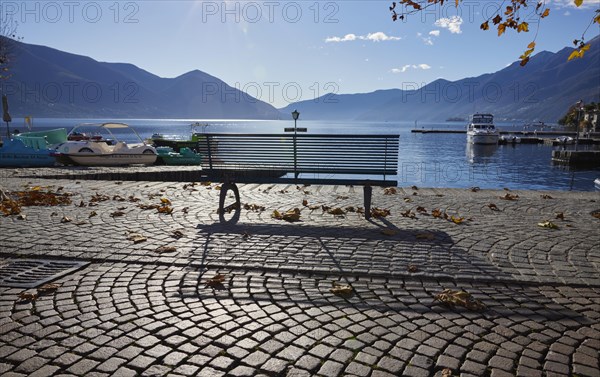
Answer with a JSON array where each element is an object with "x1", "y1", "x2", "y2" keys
[
  {"x1": 429, "y1": 30, "x2": 441, "y2": 37},
  {"x1": 390, "y1": 64, "x2": 431, "y2": 73},
  {"x1": 564, "y1": 10, "x2": 571, "y2": 15},
  {"x1": 552, "y1": 0, "x2": 600, "y2": 9},
  {"x1": 434, "y1": 16, "x2": 463, "y2": 34},
  {"x1": 325, "y1": 32, "x2": 400, "y2": 43},
  {"x1": 325, "y1": 34, "x2": 357, "y2": 43}
]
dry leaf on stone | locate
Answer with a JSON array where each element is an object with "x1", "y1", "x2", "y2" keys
[
  {"x1": 371, "y1": 208, "x2": 391, "y2": 218},
  {"x1": 555, "y1": 212, "x2": 565, "y2": 220},
  {"x1": 205, "y1": 274, "x2": 226, "y2": 288},
  {"x1": 411, "y1": 185, "x2": 419, "y2": 190},
  {"x1": 327, "y1": 207, "x2": 346, "y2": 216},
  {"x1": 160, "y1": 198, "x2": 172, "y2": 205},
  {"x1": 302, "y1": 199, "x2": 308, "y2": 207},
  {"x1": 156, "y1": 246, "x2": 177, "y2": 253},
  {"x1": 60, "y1": 216, "x2": 72, "y2": 223},
  {"x1": 441, "y1": 368, "x2": 453, "y2": 377},
  {"x1": 538, "y1": 220, "x2": 559, "y2": 229},
  {"x1": 403, "y1": 197, "x2": 412, "y2": 203},
  {"x1": 272, "y1": 208, "x2": 301, "y2": 222},
  {"x1": 171, "y1": 230, "x2": 184, "y2": 239},
  {"x1": 17, "y1": 291, "x2": 38, "y2": 303},
  {"x1": 432, "y1": 209, "x2": 444, "y2": 218},
  {"x1": 401, "y1": 209, "x2": 416, "y2": 219},
  {"x1": 487, "y1": 203, "x2": 499, "y2": 211},
  {"x1": 381, "y1": 229, "x2": 398, "y2": 236},
  {"x1": 541, "y1": 194, "x2": 553, "y2": 199},
  {"x1": 127, "y1": 233, "x2": 147, "y2": 243},
  {"x1": 383, "y1": 187, "x2": 397, "y2": 195},
  {"x1": 408, "y1": 265, "x2": 419, "y2": 273},
  {"x1": 37, "y1": 283, "x2": 60, "y2": 294},
  {"x1": 450, "y1": 216, "x2": 465, "y2": 225},
  {"x1": 330, "y1": 281, "x2": 353, "y2": 296},
  {"x1": 110, "y1": 211, "x2": 126, "y2": 217},
  {"x1": 500, "y1": 193, "x2": 519, "y2": 201},
  {"x1": 433, "y1": 289, "x2": 486, "y2": 311},
  {"x1": 416, "y1": 206, "x2": 427, "y2": 213},
  {"x1": 415, "y1": 233, "x2": 435, "y2": 240}
]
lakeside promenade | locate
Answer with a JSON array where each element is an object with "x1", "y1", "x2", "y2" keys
[{"x1": 1, "y1": 168, "x2": 599, "y2": 376}]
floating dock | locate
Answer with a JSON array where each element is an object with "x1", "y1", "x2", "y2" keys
[{"x1": 552, "y1": 150, "x2": 600, "y2": 167}]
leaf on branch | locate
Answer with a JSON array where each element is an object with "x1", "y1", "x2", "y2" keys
[
  {"x1": 541, "y1": 8, "x2": 550, "y2": 18},
  {"x1": 498, "y1": 23, "x2": 506, "y2": 36},
  {"x1": 480, "y1": 21, "x2": 489, "y2": 31},
  {"x1": 517, "y1": 22, "x2": 529, "y2": 33},
  {"x1": 574, "y1": 0, "x2": 583, "y2": 7}
]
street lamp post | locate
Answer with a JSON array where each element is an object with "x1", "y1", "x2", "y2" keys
[
  {"x1": 575, "y1": 100, "x2": 583, "y2": 151},
  {"x1": 291, "y1": 110, "x2": 300, "y2": 179}
]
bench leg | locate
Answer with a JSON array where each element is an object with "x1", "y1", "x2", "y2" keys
[
  {"x1": 219, "y1": 182, "x2": 240, "y2": 215},
  {"x1": 363, "y1": 185, "x2": 372, "y2": 220}
]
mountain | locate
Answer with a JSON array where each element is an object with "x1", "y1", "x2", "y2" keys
[
  {"x1": 1, "y1": 39, "x2": 281, "y2": 119},
  {"x1": 281, "y1": 36, "x2": 600, "y2": 122}
]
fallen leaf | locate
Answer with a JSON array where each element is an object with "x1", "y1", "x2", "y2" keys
[
  {"x1": 541, "y1": 194, "x2": 553, "y2": 199},
  {"x1": 538, "y1": 220, "x2": 559, "y2": 229},
  {"x1": 450, "y1": 216, "x2": 465, "y2": 225},
  {"x1": 555, "y1": 212, "x2": 565, "y2": 220},
  {"x1": 327, "y1": 207, "x2": 346, "y2": 216},
  {"x1": 60, "y1": 216, "x2": 72, "y2": 223},
  {"x1": 272, "y1": 208, "x2": 301, "y2": 222},
  {"x1": 408, "y1": 265, "x2": 419, "y2": 273},
  {"x1": 171, "y1": 230, "x2": 184, "y2": 239},
  {"x1": 127, "y1": 233, "x2": 147, "y2": 243},
  {"x1": 37, "y1": 283, "x2": 60, "y2": 294},
  {"x1": 403, "y1": 197, "x2": 412, "y2": 203},
  {"x1": 487, "y1": 203, "x2": 499, "y2": 211},
  {"x1": 330, "y1": 281, "x2": 353, "y2": 296},
  {"x1": 160, "y1": 198, "x2": 172, "y2": 205},
  {"x1": 156, "y1": 246, "x2": 177, "y2": 253},
  {"x1": 441, "y1": 368, "x2": 453, "y2": 377},
  {"x1": 433, "y1": 288, "x2": 486, "y2": 311},
  {"x1": 17, "y1": 291, "x2": 38, "y2": 303},
  {"x1": 302, "y1": 199, "x2": 308, "y2": 207},
  {"x1": 110, "y1": 211, "x2": 126, "y2": 217},
  {"x1": 415, "y1": 233, "x2": 435, "y2": 240},
  {"x1": 470, "y1": 187, "x2": 480, "y2": 192},
  {"x1": 371, "y1": 207, "x2": 391, "y2": 218},
  {"x1": 432, "y1": 209, "x2": 444, "y2": 218},
  {"x1": 383, "y1": 187, "x2": 397, "y2": 195},
  {"x1": 500, "y1": 193, "x2": 519, "y2": 201},
  {"x1": 205, "y1": 274, "x2": 226, "y2": 288},
  {"x1": 401, "y1": 209, "x2": 416, "y2": 219},
  {"x1": 416, "y1": 206, "x2": 427, "y2": 213},
  {"x1": 411, "y1": 185, "x2": 418, "y2": 190},
  {"x1": 381, "y1": 229, "x2": 398, "y2": 236}
]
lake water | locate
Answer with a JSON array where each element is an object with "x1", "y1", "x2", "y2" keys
[{"x1": 16, "y1": 118, "x2": 600, "y2": 192}]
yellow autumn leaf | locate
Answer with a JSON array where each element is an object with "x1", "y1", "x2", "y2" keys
[
  {"x1": 574, "y1": 0, "x2": 583, "y2": 7},
  {"x1": 160, "y1": 198, "x2": 171, "y2": 205},
  {"x1": 480, "y1": 21, "x2": 489, "y2": 31},
  {"x1": 568, "y1": 49, "x2": 582, "y2": 61},
  {"x1": 527, "y1": 41, "x2": 536, "y2": 49},
  {"x1": 517, "y1": 22, "x2": 529, "y2": 33},
  {"x1": 498, "y1": 24, "x2": 506, "y2": 36},
  {"x1": 541, "y1": 8, "x2": 550, "y2": 18}
]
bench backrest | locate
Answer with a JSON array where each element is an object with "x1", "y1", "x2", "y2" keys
[{"x1": 196, "y1": 133, "x2": 399, "y2": 181}]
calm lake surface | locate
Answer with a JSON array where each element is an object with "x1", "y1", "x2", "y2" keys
[{"x1": 22, "y1": 118, "x2": 600, "y2": 192}]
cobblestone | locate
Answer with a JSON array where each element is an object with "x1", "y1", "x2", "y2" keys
[{"x1": 0, "y1": 177, "x2": 599, "y2": 376}]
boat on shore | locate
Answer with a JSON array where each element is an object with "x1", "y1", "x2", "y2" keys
[
  {"x1": 150, "y1": 122, "x2": 209, "y2": 152},
  {"x1": 155, "y1": 146, "x2": 202, "y2": 165},
  {"x1": 53, "y1": 123, "x2": 157, "y2": 166},
  {"x1": 467, "y1": 113, "x2": 499, "y2": 145},
  {"x1": 0, "y1": 128, "x2": 68, "y2": 167}
]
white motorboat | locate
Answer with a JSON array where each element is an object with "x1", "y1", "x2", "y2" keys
[
  {"x1": 556, "y1": 136, "x2": 574, "y2": 145},
  {"x1": 500, "y1": 134, "x2": 521, "y2": 144},
  {"x1": 467, "y1": 113, "x2": 499, "y2": 145},
  {"x1": 595, "y1": 178, "x2": 600, "y2": 190},
  {"x1": 53, "y1": 123, "x2": 157, "y2": 166}
]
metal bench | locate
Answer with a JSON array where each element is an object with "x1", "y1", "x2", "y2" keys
[{"x1": 195, "y1": 133, "x2": 399, "y2": 220}]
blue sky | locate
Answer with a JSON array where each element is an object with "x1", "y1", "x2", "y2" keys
[{"x1": 4, "y1": 0, "x2": 599, "y2": 107}]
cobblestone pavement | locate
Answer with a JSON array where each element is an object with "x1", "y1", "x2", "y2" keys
[{"x1": 1, "y1": 174, "x2": 599, "y2": 376}]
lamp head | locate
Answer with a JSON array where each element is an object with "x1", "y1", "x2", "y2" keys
[{"x1": 292, "y1": 110, "x2": 300, "y2": 121}]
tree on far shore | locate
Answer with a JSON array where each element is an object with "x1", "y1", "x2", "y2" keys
[{"x1": 390, "y1": 0, "x2": 600, "y2": 66}]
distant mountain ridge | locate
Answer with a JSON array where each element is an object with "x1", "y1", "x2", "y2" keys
[
  {"x1": 2, "y1": 37, "x2": 599, "y2": 121},
  {"x1": 1, "y1": 39, "x2": 280, "y2": 119},
  {"x1": 281, "y1": 36, "x2": 600, "y2": 122}
]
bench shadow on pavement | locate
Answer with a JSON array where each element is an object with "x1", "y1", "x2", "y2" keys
[{"x1": 194, "y1": 217, "x2": 515, "y2": 284}]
